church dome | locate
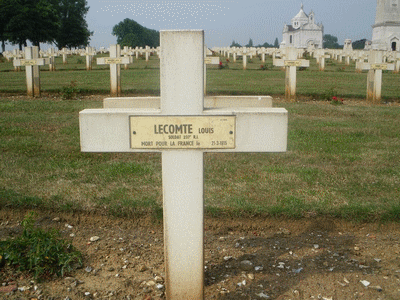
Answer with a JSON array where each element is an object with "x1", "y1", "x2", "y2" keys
[{"x1": 292, "y1": 4, "x2": 309, "y2": 29}]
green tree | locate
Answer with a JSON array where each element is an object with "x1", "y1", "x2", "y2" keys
[
  {"x1": 230, "y1": 40, "x2": 241, "y2": 47},
  {"x1": 55, "y1": 0, "x2": 92, "y2": 49},
  {"x1": 0, "y1": 0, "x2": 13, "y2": 52},
  {"x1": 112, "y1": 19, "x2": 159, "y2": 48},
  {"x1": 5, "y1": 0, "x2": 60, "y2": 49},
  {"x1": 246, "y1": 38, "x2": 253, "y2": 47},
  {"x1": 256, "y1": 42, "x2": 272, "y2": 48},
  {"x1": 323, "y1": 34, "x2": 340, "y2": 49},
  {"x1": 274, "y1": 38, "x2": 279, "y2": 48},
  {"x1": 352, "y1": 39, "x2": 367, "y2": 50}
]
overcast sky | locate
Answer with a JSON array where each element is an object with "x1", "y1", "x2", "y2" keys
[
  {"x1": 86, "y1": 0, "x2": 377, "y2": 48},
  {"x1": 3, "y1": 0, "x2": 378, "y2": 50}
]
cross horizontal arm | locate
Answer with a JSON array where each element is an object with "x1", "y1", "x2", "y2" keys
[
  {"x1": 97, "y1": 57, "x2": 131, "y2": 65},
  {"x1": 273, "y1": 59, "x2": 309, "y2": 68},
  {"x1": 79, "y1": 108, "x2": 287, "y2": 153},
  {"x1": 13, "y1": 58, "x2": 49, "y2": 67},
  {"x1": 103, "y1": 96, "x2": 273, "y2": 109}
]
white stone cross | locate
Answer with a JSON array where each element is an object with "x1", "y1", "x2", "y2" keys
[
  {"x1": 204, "y1": 46, "x2": 220, "y2": 94},
  {"x1": 96, "y1": 44, "x2": 130, "y2": 97},
  {"x1": 393, "y1": 52, "x2": 400, "y2": 73},
  {"x1": 356, "y1": 50, "x2": 394, "y2": 103},
  {"x1": 314, "y1": 50, "x2": 330, "y2": 71},
  {"x1": 79, "y1": 30, "x2": 287, "y2": 299},
  {"x1": 46, "y1": 48, "x2": 58, "y2": 71},
  {"x1": 142, "y1": 46, "x2": 152, "y2": 62},
  {"x1": 11, "y1": 49, "x2": 24, "y2": 71},
  {"x1": 80, "y1": 46, "x2": 96, "y2": 71},
  {"x1": 121, "y1": 46, "x2": 133, "y2": 70},
  {"x1": 273, "y1": 47, "x2": 310, "y2": 101},
  {"x1": 13, "y1": 46, "x2": 49, "y2": 97},
  {"x1": 59, "y1": 48, "x2": 70, "y2": 65},
  {"x1": 258, "y1": 47, "x2": 268, "y2": 63}
]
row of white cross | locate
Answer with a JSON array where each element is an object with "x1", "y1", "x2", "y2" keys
[
  {"x1": 10, "y1": 44, "x2": 399, "y2": 101},
  {"x1": 4, "y1": 45, "x2": 159, "y2": 72}
]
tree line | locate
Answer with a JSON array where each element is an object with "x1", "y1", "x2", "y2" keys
[
  {"x1": 230, "y1": 38, "x2": 280, "y2": 48},
  {"x1": 112, "y1": 19, "x2": 160, "y2": 48},
  {"x1": 0, "y1": 0, "x2": 92, "y2": 52},
  {"x1": 229, "y1": 35, "x2": 367, "y2": 50}
]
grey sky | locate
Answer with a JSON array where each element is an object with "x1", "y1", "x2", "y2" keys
[
  {"x1": 2, "y1": 0, "x2": 377, "y2": 51},
  {"x1": 86, "y1": 0, "x2": 377, "y2": 48}
]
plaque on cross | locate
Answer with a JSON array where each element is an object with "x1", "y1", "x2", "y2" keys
[
  {"x1": 97, "y1": 44, "x2": 131, "y2": 97},
  {"x1": 356, "y1": 50, "x2": 395, "y2": 103},
  {"x1": 79, "y1": 30, "x2": 288, "y2": 299},
  {"x1": 273, "y1": 47, "x2": 309, "y2": 101},
  {"x1": 13, "y1": 46, "x2": 50, "y2": 97}
]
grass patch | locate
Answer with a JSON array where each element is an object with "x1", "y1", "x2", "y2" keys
[{"x1": 0, "y1": 212, "x2": 83, "y2": 280}]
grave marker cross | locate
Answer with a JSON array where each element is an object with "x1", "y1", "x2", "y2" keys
[
  {"x1": 79, "y1": 30, "x2": 288, "y2": 299},
  {"x1": 356, "y1": 50, "x2": 394, "y2": 103},
  {"x1": 13, "y1": 46, "x2": 49, "y2": 97},
  {"x1": 97, "y1": 44, "x2": 130, "y2": 97},
  {"x1": 273, "y1": 47, "x2": 310, "y2": 101}
]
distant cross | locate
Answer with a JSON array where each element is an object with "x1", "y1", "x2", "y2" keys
[
  {"x1": 314, "y1": 50, "x2": 330, "y2": 71},
  {"x1": 239, "y1": 48, "x2": 249, "y2": 70},
  {"x1": 258, "y1": 47, "x2": 268, "y2": 63},
  {"x1": 142, "y1": 46, "x2": 152, "y2": 62},
  {"x1": 59, "y1": 48, "x2": 70, "y2": 64},
  {"x1": 79, "y1": 30, "x2": 287, "y2": 299},
  {"x1": 204, "y1": 46, "x2": 220, "y2": 94},
  {"x1": 356, "y1": 50, "x2": 394, "y2": 103},
  {"x1": 13, "y1": 46, "x2": 49, "y2": 97},
  {"x1": 96, "y1": 44, "x2": 130, "y2": 97},
  {"x1": 121, "y1": 46, "x2": 133, "y2": 70},
  {"x1": 11, "y1": 49, "x2": 23, "y2": 72},
  {"x1": 273, "y1": 47, "x2": 310, "y2": 101},
  {"x1": 81, "y1": 47, "x2": 96, "y2": 71},
  {"x1": 393, "y1": 52, "x2": 400, "y2": 73},
  {"x1": 46, "y1": 48, "x2": 58, "y2": 71}
]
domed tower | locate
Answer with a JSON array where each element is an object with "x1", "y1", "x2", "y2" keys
[
  {"x1": 291, "y1": 4, "x2": 309, "y2": 29},
  {"x1": 372, "y1": 0, "x2": 400, "y2": 50},
  {"x1": 282, "y1": 4, "x2": 324, "y2": 49}
]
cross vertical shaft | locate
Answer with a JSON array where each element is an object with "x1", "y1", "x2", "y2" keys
[{"x1": 160, "y1": 30, "x2": 205, "y2": 299}]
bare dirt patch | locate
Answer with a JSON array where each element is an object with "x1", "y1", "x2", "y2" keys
[{"x1": 1, "y1": 208, "x2": 400, "y2": 299}]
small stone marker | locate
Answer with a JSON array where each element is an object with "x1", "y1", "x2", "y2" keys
[
  {"x1": 143, "y1": 46, "x2": 152, "y2": 62},
  {"x1": 59, "y1": 48, "x2": 69, "y2": 64},
  {"x1": 273, "y1": 47, "x2": 310, "y2": 101},
  {"x1": 11, "y1": 49, "x2": 23, "y2": 71},
  {"x1": 315, "y1": 50, "x2": 330, "y2": 71},
  {"x1": 13, "y1": 46, "x2": 49, "y2": 97},
  {"x1": 258, "y1": 47, "x2": 268, "y2": 63},
  {"x1": 97, "y1": 44, "x2": 130, "y2": 97},
  {"x1": 46, "y1": 48, "x2": 57, "y2": 71},
  {"x1": 204, "y1": 46, "x2": 220, "y2": 94},
  {"x1": 356, "y1": 50, "x2": 394, "y2": 103},
  {"x1": 81, "y1": 47, "x2": 96, "y2": 71},
  {"x1": 394, "y1": 52, "x2": 400, "y2": 73},
  {"x1": 79, "y1": 30, "x2": 288, "y2": 299}
]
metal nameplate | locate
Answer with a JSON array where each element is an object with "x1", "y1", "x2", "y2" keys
[
  {"x1": 21, "y1": 59, "x2": 39, "y2": 66},
  {"x1": 371, "y1": 64, "x2": 387, "y2": 70},
  {"x1": 130, "y1": 116, "x2": 236, "y2": 149},
  {"x1": 105, "y1": 58, "x2": 123, "y2": 64},
  {"x1": 284, "y1": 60, "x2": 302, "y2": 67}
]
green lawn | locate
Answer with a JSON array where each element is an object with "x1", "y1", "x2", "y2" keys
[
  {"x1": 1, "y1": 95, "x2": 399, "y2": 221},
  {"x1": 1, "y1": 52, "x2": 399, "y2": 221},
  {"x1": 1, "y1": 53, "x2": 399, "y2": 101}
]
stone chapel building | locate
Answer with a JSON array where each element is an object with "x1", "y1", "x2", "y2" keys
[
  {"x1": 282, "y1": 4, "x2": 324, "y2": 49},
  {"x1": 372, "y1": 0, "x2": 400, "y2": 51}
]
